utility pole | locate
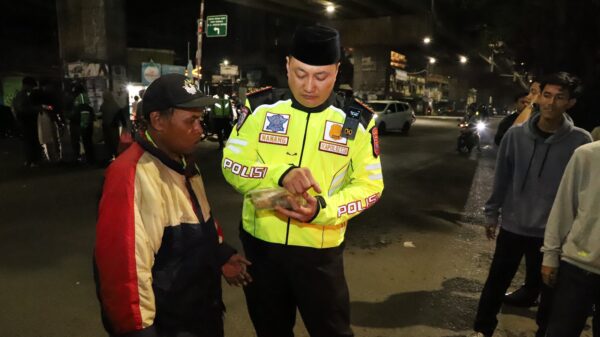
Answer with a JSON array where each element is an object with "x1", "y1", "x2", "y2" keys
[
  {"x1": 196, "y1": 0, "x2": 206, "y2": 83},
  {"x1": 187, "y1": 42, "x2": 194, "y2": 81}
]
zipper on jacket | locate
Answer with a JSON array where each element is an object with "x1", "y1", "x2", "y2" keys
[{"x1": 285, "y1": 112, "x2": 312, "y2": 245}]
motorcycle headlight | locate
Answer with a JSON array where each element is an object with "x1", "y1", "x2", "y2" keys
[{"x1": 476, "y1": 121, "x2": 486, "y2": 131}]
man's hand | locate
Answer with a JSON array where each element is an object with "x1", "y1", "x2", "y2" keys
[
  {"x1": 485, "y1": 224, "x2": 498, "y2": 240},
  {"x1": 541, "y1": 265, "x2": 558, "y2": 287},
  {"x1": 222, "y1": 254, "x2": 252, "y2": 287},
  {"x1": 275, "y1": 192, "x2": 319, "y2": 223},
  {"x1": 281, "y1": 168, "x2": 322, "y2": 195}
]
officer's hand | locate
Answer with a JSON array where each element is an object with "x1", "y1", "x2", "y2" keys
[
  {"x1": 282, "y1": 168, "x2": 322, "y2": 195},
  {"x1": 541, "y1": 265, "x2": 558, "y2": 287},
  {"x1": 485, "y1": 224, "x2": 497, "y2": 240},
  {"x1": 275, "y1": 192, "x2": 319, "y2": 223},
  {"x1": 222, "y1": 254, "x2": 253, "y2": 287}
]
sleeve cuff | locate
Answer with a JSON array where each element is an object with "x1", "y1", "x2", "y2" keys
[
  {"x1": 277, "y1": 165, "x2": 297, "y2": 187},
  {"x1": 542, "y1": 252, "x2": 561, "y2": 268},
  {"x1": 485, "y1": 215, "x2": 499, "y2": 227},
  {"x1": 217, "y1": 243, "x2": 237, "y2": 267},
  {"x1": 308, "y1": 196, "x2": 328, "y2": 224},
  {"x1": 117, "y1": 325, "x2": 159, "y2": 337},
  {"x1": 306, "y1": 196, "x2": 326, "y2": 223}
]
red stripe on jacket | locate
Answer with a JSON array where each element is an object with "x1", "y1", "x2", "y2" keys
[{"x1": 95, "y1": 143, "x2": 146, "y2": 334}]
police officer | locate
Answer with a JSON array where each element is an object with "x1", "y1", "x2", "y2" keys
[
  {"x1": 69, "y1": 84, "x2": 96, "y2": 164},
  {"x1": 211, "y1": 85, "x2": 233, "y2": 149},
  {"x1": 222, "y1": 25, "x2": 384, "y2": 337}
]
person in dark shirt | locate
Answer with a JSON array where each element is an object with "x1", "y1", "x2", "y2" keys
[{"x1": 494, "y1": 92, "x2": 529, "y2": 146}]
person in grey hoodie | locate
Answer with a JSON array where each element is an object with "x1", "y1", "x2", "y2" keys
[
  {"x1": 470, "y1": 72, "x2": 592, "y2": 337},
  {"x1": 542, "y1": 140, "x2": 600, "y2": 337}
]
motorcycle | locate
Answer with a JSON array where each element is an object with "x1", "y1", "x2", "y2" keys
[
  {"x1": 457, "y1": 120, "x2": 486, "y2": 154},
  {"x1": 38, "y1": 104, "x2": 65, "y2": 162}
]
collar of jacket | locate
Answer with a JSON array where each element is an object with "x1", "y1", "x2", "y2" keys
[
  {"x1": 525, "y1": 111, "x2": 574, "y2": 144},
  {"x1": 290, "y1": 92, "x2": 335, "y2": 113},
  {"x1": 136, "y1": 131, "x2": 189, "y2": 175}
]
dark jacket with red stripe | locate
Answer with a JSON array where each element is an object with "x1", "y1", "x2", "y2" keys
[{"x1": 94, "y1": 136, "x2": 235, "y2": 336}]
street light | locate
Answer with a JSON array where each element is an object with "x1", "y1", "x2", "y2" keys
[
  {"x1": 223, "y1": 59, "x2": 229, "y2": 66},
  {"x1": 459, "y1": 55, "x2": 468, "y2": 64},
  {"x1": 326, "y1": 4, "x2": 335, "y2": 14},
  {"x1": 428, "y1": 57, "x2": 436, "y2": 64},
  {"x1": 423, "y1": 36, "x2": 431, "y2": 45}
]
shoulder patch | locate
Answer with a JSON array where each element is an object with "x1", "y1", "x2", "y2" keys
[
  {"x1": 236, "y1": 105, "x2": 251, "y2": 131},
  {"x1": 354, "y1": 98, "x2": 376, "y2": 114},
  {"x1": 246, "y1": 86, "x2": 274, "y2": 112},
  {"x1": 370, "y1": 126, "x2": 380, "y2": 158},
  {"x1": 343, "y1": 98, "x2": 374, "y2": 129},
  {"x1": 246, "y1": 86, "x2": 273, "y2": 97}
]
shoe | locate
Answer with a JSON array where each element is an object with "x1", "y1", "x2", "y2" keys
[{"x1": 504, "y1": 286, "x2": 539, "y2": 307}]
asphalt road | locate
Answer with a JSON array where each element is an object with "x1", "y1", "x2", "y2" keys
[{"x1": 0, "y1": 117, "x2": 593, "y2": 337}]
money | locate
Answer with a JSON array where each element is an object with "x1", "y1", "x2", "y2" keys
[{"x1": 249, "y1": 187, "x2": 307, "y2": 210}]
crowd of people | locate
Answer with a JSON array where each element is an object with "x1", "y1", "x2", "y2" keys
[
  {"x1": 94, "y1": 25, "x2": 384, "y2": 337},
  {"x1": 474, "y1": 72, "x2": 599, "y2": 337},
  {"x1": 91, "y1": 24, "x2": 599, "y2": 337},
  {"x1": 9, "y1": 77, "x2": 131, "y2": 167},
  {"x1": 5, "y1": 73, "x2": 254, "y2": 171},
  {"x1": 5, "y1": 24, "x2": 597, "y2": 337}
]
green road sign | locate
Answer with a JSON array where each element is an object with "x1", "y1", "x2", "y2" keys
[{"x1": 206, "y1": 15, "x2": 228, "y2": 37}]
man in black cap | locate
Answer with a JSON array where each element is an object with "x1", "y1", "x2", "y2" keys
[
  {"x1": 223, "y1": 25, "x2": 384, "y2": 337},
  {"x1": 95, "y1": 74, "x2": 252, "y2": 337}
]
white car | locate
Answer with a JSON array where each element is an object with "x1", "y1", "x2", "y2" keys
[{"x1": 367, "y1": 100, "x2": 416, "y2": 134}]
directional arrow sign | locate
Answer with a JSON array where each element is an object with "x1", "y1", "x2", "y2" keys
[{"x1": 206, "y1": 15, "x2": 228, "y2": 37}]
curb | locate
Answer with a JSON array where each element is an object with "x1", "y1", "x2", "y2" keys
[
  {"x1": 416, "y1": 116, "x2": 462, "y2": 120},
  {"x1": 416, "y1": 116, "x2": 504, "y2": 121}
]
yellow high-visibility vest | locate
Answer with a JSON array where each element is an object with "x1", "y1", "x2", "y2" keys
[{"x1": 222, "y1": 97, "x2": 384, "y2": 248}]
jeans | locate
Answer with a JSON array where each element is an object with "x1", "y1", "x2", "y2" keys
[
  {"x1": 546, "y1": 261, "x2": 600, "y2": 337},
  {"x1": 474, "y1": 228, "x2": 545, "y2": 336}
]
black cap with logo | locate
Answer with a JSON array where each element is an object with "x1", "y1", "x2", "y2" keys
[{"x1": 142, "y1": 74, "x2": 216, "y2": 119}]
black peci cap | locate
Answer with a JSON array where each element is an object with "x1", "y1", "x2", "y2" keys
[
  {"x1": 142, "y1": 74, "x2": 216, "y2": 119},
  {"x1": 290, "y1": 25, "x2": 341, "y2": 66}
]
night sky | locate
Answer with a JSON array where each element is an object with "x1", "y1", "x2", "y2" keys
[
  {"x1": 2, "y1": 1, "x2": 599, "y2": 90},
  {"x1": 0, "y1": 0, "x2": 228, "y2": 73},
  {"x1": 125, "y1": 0, "x2": 204, "y2": 63},
  {"x1": 3, "y1": 0, "x2": 600, "y2": 73},
  {"x1": 0, "y1": 0, "x2": 60, "y2": 74},
  {"x1": 1, "y1": 0, "x2": 599, "y2": 129}
]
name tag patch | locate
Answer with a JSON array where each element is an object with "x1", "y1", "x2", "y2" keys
[
  {"x1": 319, "y1": 141, "x2": 349, "y2": 156},
  {"x1": 260, "y1": 133, "x2": 289, "y2": 146}
]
